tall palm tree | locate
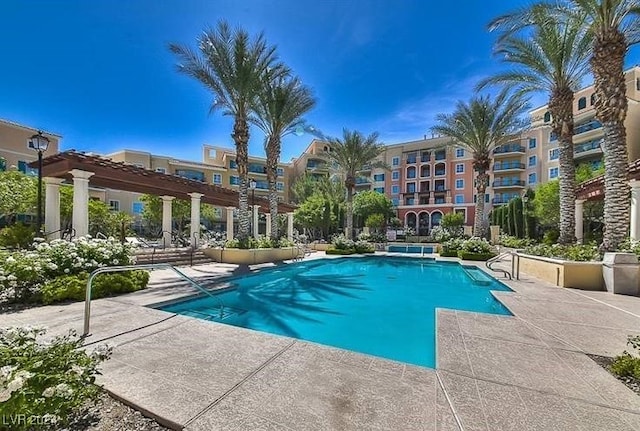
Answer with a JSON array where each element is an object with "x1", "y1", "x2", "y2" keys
[
  {"x1": 492, "y1": 0, "x2": 640, "y2": 250},
  {"x1": 431, "y1": 91, "x2": 530, "y2": 236},
  {"x1": 323, "y1": 130, "x2": 387, "y2": 239},
  {"x1": 169, "y1": 20, "x2": 284, "y2": 241},
  {"x1": 480, "y1": 6, "x2": 592, "y2": 244},
  {"x1": 251, "y1": 75, "x2": 316, "y2": 240}
]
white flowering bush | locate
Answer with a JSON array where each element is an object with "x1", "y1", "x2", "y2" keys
[
  {"x1": 326, "y1": 234, "x2": 374, "y2": 255},
  {"x1": 0, "y1": 327, "x2": 111, "y2": 430},
  {"x1": 332, "y1": 234, "x2": 355, "y2": 251},
  {"x1": 459, "y1": 237, "x2": 493, "y2": 254},
  {"x1": 0, "y1": 236, "x2": 136, "y2": 303}
]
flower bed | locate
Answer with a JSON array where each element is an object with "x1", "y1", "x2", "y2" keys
[
  {"x1": 439, "y1": 237, "x2": 495, "y2": 261},
  {"x1": 0, "y1": 236, "x2": 147, "y2": 304}
]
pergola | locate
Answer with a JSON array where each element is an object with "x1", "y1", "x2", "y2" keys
[
  {"x1": 33, "y1": 150, "x2": 296, "y2": 245},
  {"x1": 575, "y1": 158, "x2": 640, "y2": 242}
]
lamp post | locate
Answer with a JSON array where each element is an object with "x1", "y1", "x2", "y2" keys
[
  {"x1": 522, "y1": 193, "x2": 529, "y2": 239},
  {"x1": 249, "y1": 178, "x2": 257, "y2": 236},
  {"x1": 28, "y1": 131, "x2": 50, "y2": 236}
]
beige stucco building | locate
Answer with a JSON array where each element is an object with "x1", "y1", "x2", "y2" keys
[{"x1": 0, "y1": 118, "x2": 61, "y2": 174}]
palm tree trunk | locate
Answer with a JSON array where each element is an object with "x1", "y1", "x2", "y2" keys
[
  {"x1": 549, "y1": 89, "x2": 576, "y2": 244},
  {"x1": 474, "y1": 171, "x2": 488, "y2": 237},
  {"x1": 232, "y1": 116, "x2": 250, "y2": 241},
  {"x1": 266, "y1": 137, "x2": 280, "y2": 240},
  {"x1": 345, "y1": 184, "x2": 354, "y2": 239},
  {"x1": 591, "y1": 29, "x2": 629, "y2": 251}
]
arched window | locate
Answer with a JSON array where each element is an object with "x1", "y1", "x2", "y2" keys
[
  {"x1": 578, "y1": 97, "x2": 587, "y2": 110},
  {"x1": 430, "y1": 212, "x2": 443, "y2": 227},
  {"x1": 406, "y1": 213, "x2": 417, "y2": 229},
  {"x1": 406, "y1": 166, "x2": 417, "y2": 179},
  {"x1": 543, "y1": 111, "x2": 551, "y2": 123},
  {"x1": 418, "y1": 212, "x2": 429, "y2": 236},
  {"x1": 420, "y1": 165, "x2": 430, "y2": 177},
  {"x1": 434, "y1": 162, "x2": 446, "y2": 176}
]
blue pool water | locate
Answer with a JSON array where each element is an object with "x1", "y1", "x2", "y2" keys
[
  {"x1": 159, "y1": 257, "x2": 511, "y2": 368},
  {"x1": 387, "y1": 245, "x2": 434, "y2": 253}
]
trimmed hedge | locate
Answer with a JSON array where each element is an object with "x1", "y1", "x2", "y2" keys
[
  {"x1": 326, "y1": 247, "x2": 374, "y2": 255},
  {"x1": 438, "y1": 250, "x2": 459, "y2": 257},
  {"x1": 457, "y1": 251, "x2": 496, "y2": 261},
  {"x1": 40, "y1": 270, "x2": 150, "y2": 304}
]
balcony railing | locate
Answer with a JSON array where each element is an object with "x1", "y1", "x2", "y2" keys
[
  {"x1": 575, "y1": 119, "x2": 602, "y2": 135},
  {"x1": 433, "y1": 186, "x2": 447, "y2": 193},
  {"x1": 406, "y1": 157, "x2": 417, "y2": 164},
  {"x1": 306, "y1": 160, "x2": 327, "y2": 169},
  {"x1": 574, "y1": 138, "x2": 603, "y2": 155},
  {"x1": 492, "y1": 180, "x2": 525, "y2": 188},
  {"x1": 420, "y1": 153, "x2": 431, "y2": 162},
  {"x1": 493, "y1": 162, "x2": 525, "y2": 171},
  {"x1": 434, "y1": 151, "x2": 446, "y2": 161},
  {"x1": 493, "y1": 144, "x2": 525, "y2": 155},
  {"x1": 355, "y1": 178, "x2": 371, "y2": 185}
]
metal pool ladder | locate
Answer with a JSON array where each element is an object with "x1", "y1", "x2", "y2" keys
[
  {"x1": 83, "y1": 263, "x2": 225, "y2": 337},
  {"x1": 485, "y1": 252, "x2": 513, "y2": 280}
]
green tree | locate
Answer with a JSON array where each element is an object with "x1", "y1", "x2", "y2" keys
[
  {"x1": 353, "y1": 190, "x2": 394, "y2": 224},
  {"x1": 0, "y1": 171, "x2": 37, "y2": 222},
  {"x1": 251, "y1": 74, "x2": 316, "y2": 240},
  {"x1": 139, "y1": 194, "x2": 192, "y2": 234},
  {"x1": 365, "y1": 214, "x2": 386, "y2": 233},
  {"x1": 533, "y1": 179, "x2": 560, "y2": 228},
  {"x1": 294, "y1": 193, "x2": 336, "y2": 239},
  {"x1": 323, "y1": 129, "x2": 387, "y2": 239},
  {"x1": 431, "y1": 90, "x2": 529, "y2": 236},
  {"x1": 170, "y1": 21, "x2": 284, "y2": 241},
  {"x1": 484, "y1": 5, "x2": 592, "y2": 244},
  {"x1": 290, "y1": 174, "x2": 319, "y2": 204}
]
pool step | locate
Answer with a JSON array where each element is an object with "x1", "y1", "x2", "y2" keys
[
  {"x1": 182, "y1": 306, "x2": 246, "y2": 321},
  {"x1": 461, "y1": 265, "x2": 493, "y2": 286}
]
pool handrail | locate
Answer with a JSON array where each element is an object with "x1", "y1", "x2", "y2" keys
[
  {"x1": 486, "y1": 252, "x2": 513, "y2": 280},
  {"x1": 83, "y1": 263, "x2": 225, "y2": 337}
]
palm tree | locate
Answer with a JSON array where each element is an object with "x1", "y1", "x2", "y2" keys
[
  {"x1": 169, "y1": 21, "x2": 284, "y2": 241},
  {"x1": 480, "y1": 6, "x2": 592, "y2": 244},
  {"x1": 251, "y1": 75, "x2": 316, "y2": 240},
  {"x1": 323, "y1": 130, "x2": 387, "y2": 239},
  {"x1": 492, "y1": 0, "x2": 640, "y2": 250},
  {"x1": 431, "y1": 91, "x2": 530, "y2": 236}
]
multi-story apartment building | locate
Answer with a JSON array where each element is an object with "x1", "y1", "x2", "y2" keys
[
  {"x1": 0, "y1": 118, "x2": 60, "y2": 174},
  {"x1": 290, "y1": 139, "x2": 333, "y2": 180}
]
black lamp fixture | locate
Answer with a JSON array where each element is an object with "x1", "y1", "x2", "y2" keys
[{"x1": 28, "y1": 131, "x2": 50, "y2": 236}]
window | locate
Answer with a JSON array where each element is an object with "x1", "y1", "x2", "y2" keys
[
  {"x1": 455, "y1": 163, "x2": 464, "y2": 174},
  {"x1": 543, "y1": 111, "x2": 551, "y2": 123},
  {"x1": 473, "y1": 194, "x2": 490, "y2": 203},
  {"x1": 406, "y1": 166, "x2": 417, "y2": 179},
  {"x1": 108, "y1": 200, "x2": 120, "y2": 212},
  {"x1": 455, "y1": 179, "x2": 464, "y2": 189},
  {"x1": 392, "y1": 170, "x2": 400, "y2": 180},
  {"x1": 528, "y1": 138, "x2": 536, "y2": 149},
  {"x1": 392, "y1": 198, "x2": 399, "y2": 206},
  {"x1": 578, "y1": 97, "x2": 587, "y2": 110},
  {"x1": 455, "y1": 194, "x2": 465, "y2": 204},
  {"x1": 456, "y1": 148, "x2": 465, "y2": 158},
  {"x1": 374, "y1": 187, "x2": 384, "y2": 194},
  {"x1": 435, "y1": 150, "x2": 446, "y2": 161},
  {"x1": 229, "y1": 159, "x2": 237, "y2": 169},
  {"x1": 392, "y1": 157, "x2": 400, "y2": 166},
  {"x1": 420, "y1": 165, "x2": 430, "y2": 177},
  {"x1": 277, "y1": 167, "x2": 284, "y2": 176},
  {"x1": 549, "y1": 148, "x2": 559, "y2": 160},
  {"x1": 230, "y1": 176, "x2": 240, "y2": 185},
  {"x1": 528, "y1": 156, "x2": 537, "y2": 167},
  {"x1": 405, "y1": 197, "x2": 415, "y2": 205},
  {"x1": 549, "y1": 167, "x2": 559, "y2": 179},
  {"x1": 18, "y1": 161, "x2": 38, "y2": 176},
  {"x1": 434, "y1": 163, "x2": 446, "y2": 176},
  {"x1": 391, "y1": 185, "x2": 400, "y2": 194},
  {"x1": 155, "y1": 167, "x2": 166, "y2": 174},
  {"x1": 406, "y1": 183, "x2": 416, "y2": 193},
  {"x1": 406, "y1": 152, "x2": 417, "y2": 164},
  {"x1": 132, "y1": 202, "x2": 144, "y2": 215},
  {"x1": 276, "y1": 182, "x2": 284, "y2": 191},
  {"x1": 175, "y1": 169, "x2": 205, "y2": 182},
  {"x1": 213, "y1": 174, "x2": 222, "y2": 184},
  {"x1": 590, "y1": 93, "x2": 596, "y2": 106},
  {"x1": 373, "y1": 173, "x2": 385, "y2": 182},
  {"x1": 637, "y1": 78, "x2": 640, "y2": 91},
  {"x1": 528, "y1": 173, "x2": 537, "y2": 185}
]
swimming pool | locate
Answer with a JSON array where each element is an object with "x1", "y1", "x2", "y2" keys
[
  {"x1": 387, "y1": 244, "x2": 435, "y2": 254},
  {"x1": 159, "y1": 257, "x2": 511, "y2": 368}
]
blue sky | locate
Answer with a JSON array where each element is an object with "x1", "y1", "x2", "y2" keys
[{"x1": 1, "y1": 0, "x2": 639, "y2": 162}]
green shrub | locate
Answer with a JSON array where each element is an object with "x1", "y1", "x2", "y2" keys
[
  {"x1": 0, "y1": 223, "x2": 35, "y2": 249},
  {"x1": 610, "y1": 335, "x2": 640, "y2": 380},
  {"x1": 522, "y1": 243, "x2": 600, "y2": 262},
  {"x1": 40, "y1": 271, "x2": 149, "y2": 304},
  {"x1": 326, "y1": 247, "x2": 356, "y2": 255},
  {"x1": 457, "y1": 251, "x2": 496, "y2": 261},
  {"x1": 543, "y1": 229, "x2": 560, "y2": 245},
  {"x1": 0, "y1": 327, "x2": 111, "y2": 430},
  {"x1": 499, "y1": 235, "x2": 534, "y2": 249}
]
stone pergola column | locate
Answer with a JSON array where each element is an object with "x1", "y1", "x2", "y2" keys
[
  {"x1": 70, "y1": 169, "x2": 94, "y2": 238},
  {"x1": 630, "y1": 180, "x2": 640, "y2": 241},
  {"x1": 265, "y1": 213, "x2": 272, "y2": 238},
  {"x1": 44, "y1": 177, "x2": 64, "y2": 239},
  {"x1": 188, "y1": 193, "x2": 204, "y2": 247},
  {"x1": 226, "y1": 207, "x2": 235, "y2": 241},
  {"x1": 575, "y1": 199, "x2": 585, "y2": 244},
  {"x1": 161, "y1": 196, "x2": 175, "y2": 247},
  {"x1": 253, "y1": 205, "x2": 260, "y2": 239},
  {"x1": 287, "y1": 212, "x2": 294, "y2": 241}
]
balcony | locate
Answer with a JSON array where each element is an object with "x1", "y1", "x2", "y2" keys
[
  {"x1": 492, "y1": 179, "x2": 525, "y2": 188},
  {"x1": 433, "y1": 186, "x2": 448, "y2": 193},
  {"x1": 434, "y1": 151, "x2": 446, "y2": 161},
  {"x1": 358, "y1": 163, "x2": 372, "y2": 172},
  {"x1": 355, "y1": 177, "x2": 371, "y2": 186},
  {"x1": 248, "y1": 164, "x2": 267, "y2": 175},
  {"x1": 493, "y1": 144, "x2": 526, "y2": 156},
  {"x1": 406, "y1": 156, "x2": 417, "y2": 164},
  {"x1": 420, "y1": 153, "x2": 431, "y2": 162},
  {"x1": 492, "y1": 197, "x2": 510, "y2": 205},
  {"x1": 493, "y1": 162, "x2": 525, "y2": 171},
  {"x1": 306, "y1": 159, "x2": 328, "y2": 169},
  {"x1": 574, "y1": 119, "x2": 602, "y2": 136},
  {"x1": 574, "y1": 138, "x2": 603, "y2": 159}
]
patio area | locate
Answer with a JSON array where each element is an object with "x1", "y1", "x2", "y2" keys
[{"x1": 2, "y1": 255, "x2": 640, "y2": 430}]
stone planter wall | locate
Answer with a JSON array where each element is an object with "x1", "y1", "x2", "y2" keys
[
  {"x1": 204, "y1": 247, "x2": 299, "y2": 265},
  {"x1": 515, "y1": 253, "x2": 604, "y2": 290},
  {"x1": 309, "y1": 243, "x2": 331, "y2": 251}
]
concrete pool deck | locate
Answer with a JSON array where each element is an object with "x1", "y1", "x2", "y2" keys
[{"x1": 2, "y1": 253, "x2": 640, "y2": 430}]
